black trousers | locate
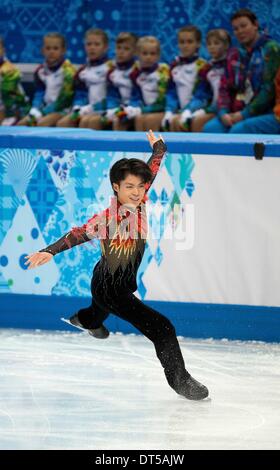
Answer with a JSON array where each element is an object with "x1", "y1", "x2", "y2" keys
[{"x1": 77, "y1": 284, "x2": 190, "y2": 395}]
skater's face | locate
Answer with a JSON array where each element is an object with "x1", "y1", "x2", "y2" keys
[
  {"x1": 42, "y1": 37, "x2": 65, "y2": 66},
  {"x1": 232, "y1": 16, "x2": 259, "y2": 48},
  {"x1": 178, "y1": 32, "x2": 200, "y2": 58},
  {"x1": 113, "y1": 174, "x2": 146, "y2": 207},
  {"x1": 85, "y1": 34, "x2": 108, "y2": 61},
  {"x1": 116, "y1": 41, "x2": 135, "y2": 63}
]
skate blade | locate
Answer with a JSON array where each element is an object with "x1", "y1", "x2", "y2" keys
[{"x1": 61, "y1": 317, "x2": 84, "y2": 332}]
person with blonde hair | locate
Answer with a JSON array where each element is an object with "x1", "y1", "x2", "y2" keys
[
  {"x1": 57, "y1": 29, "x2": 112, "y2": 129},
  {"x1": 125, "y1": 36, "x2": 169, "y2": 131},
  {"x1": 17, "y1": 33, "x2": 75, "y2": 127}
]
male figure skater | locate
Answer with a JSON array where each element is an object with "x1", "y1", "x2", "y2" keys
[{"x1": 25, "y1": 130, "x2": 208, "y2": 401}]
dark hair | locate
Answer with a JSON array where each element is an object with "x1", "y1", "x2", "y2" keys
[
  {"x1": 178, "y1": 25, "x2": 202, "y2": 43},
  {"x1": 0, "y1": 36, "x2": 4, "y2": 48},
  {"x1": 110, "y1": 158, "x2": 152, "y2": 195},
  {"x1": 231, "y1": 8, "x2": 258, "y2": 24}
]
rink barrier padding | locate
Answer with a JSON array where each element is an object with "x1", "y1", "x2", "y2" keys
[
  {"x1": 1, "y1": 293, "x2": 279, "y2": 343},
  {"x1": 1, "y1": 127, "x2": 280, "y2": 156}
]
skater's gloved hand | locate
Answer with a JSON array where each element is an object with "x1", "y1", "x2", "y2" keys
[
  {"x1": 123, "y1": 106, "x2": 141, "y2": 119},
  {"x1": 161, "y1": 111, "x2": 174, "y2": 130},
  {"x1": 24, "y1": 252, "x2": 53, "y2": 269}
]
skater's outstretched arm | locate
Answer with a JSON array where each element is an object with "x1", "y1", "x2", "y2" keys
[
  {"x1": 25, "y1": 227, "x2": 91, "y2": 269},
  {"x1": 25, "y1": 211, "x2": 107, "y2": 269},
  {"x1": 145, "y1": 130, "x2": 167, "y2": 191},
  {"x1": 38, "y1": 225, "x2": 92, "y2": 256}
]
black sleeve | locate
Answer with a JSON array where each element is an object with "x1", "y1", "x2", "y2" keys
[
  {"x1": 39, "y1": 226, "x2": 91, "y2": 256},
  {"x1": 145, "y1": 140, "x2": 167, "y2": 190}
]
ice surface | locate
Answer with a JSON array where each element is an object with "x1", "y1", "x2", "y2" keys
[{"x1": 0, "y1": 329, "x2": 279, "y2": 450}]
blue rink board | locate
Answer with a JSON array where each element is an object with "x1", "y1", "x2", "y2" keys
[
  {"x1": 0, "y1": 127, "x2": 280, "y2": 157},
  {"x1": 1, "y1": 293, "x2": 280, "y2": 343}
]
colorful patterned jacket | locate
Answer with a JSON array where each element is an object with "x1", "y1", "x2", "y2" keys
[
  {"x1": 165, "y1": 55, "x2": 206, "y2": 112},
  {"x1": 106, "y1": 59, "x2": 138, "y2": 109},
  {"x1": 32, "y1": 58, "x2": 76, "y2": 114},
  {"x1": 129, "y1": 63, "x2": 169, "y2": 113},
  {"x1": 218, "y1": 34, "x2": 280, "y2": 119},
  {"x1": 0, "y1": 57, "x2": 30, "y2": 117},
  {"x1": 73, "y1": 56, "x2": 113, "y2": 112},
  {"x1": 185, "y1": 57, "x2": 227, "y2": 114}
]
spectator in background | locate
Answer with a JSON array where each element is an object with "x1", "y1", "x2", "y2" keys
[
  {"x1": 203, "y1": 9, "x2": 280, "y2": 133},
  {"x1": 95, "y1": 32, "x2": 138, "y2": 131},
  {"x1": 232, "y1": 67, "x2": 280, "y2": 134},
  {"x1": 17, "y1": 33, "x2": 75, "y2": 127},
  {"x1": 181, "y1": 29, "x2": 231, "y2": 132},
  {"x1": 57, "y1": 28, "x2": 111, "y2": 129},
  {"x1": 124, "y1": 36, "x2": 169, "y2": 131},
  {"x1": 0, "y1": 36, "x2": 30, "y2": 125},
  {"x1": 161, "y1": 25, "x2": 206, "y2": 132}
]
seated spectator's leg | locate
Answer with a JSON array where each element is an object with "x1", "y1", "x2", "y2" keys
[
  {"x1": 0, "y1": 110, "x2": 5, "y2": 124},
  {"x1": 37, "y1": 113, "x2": 63, "y2": 127},
  {"x1": 56, "y1": 114, "x2": 78, "y2": 127},
  {"x1": 78, "y1": 115, "x2": 93, "y2": 128},
  {"x1": 202, "y1": 116, "x2": 228, "y2": 133},
  {"x1": 229, "y1": 113, "x2": 280, "y2": 134},
  {"x1": 16, "y1": 115, "x2": 31, "y2": 126},
  {"x1": 170, "y1": 114, "x2": 181, "y2": 132},
  {"x1": 135, "y1": 114, "x2": 145, "y2": 131},
  {"x1": 191, "y1": 113, "x2": 215, "y2": 132},
  {"x1": 85, "y1": 114, "x2": 103, "y2": 130},
  {"x1": 144, "y1": 112, "x2": 164, "y2": 131},
  {"x1": 113, "y1": 119, "x2": 134, "y2": 131}
]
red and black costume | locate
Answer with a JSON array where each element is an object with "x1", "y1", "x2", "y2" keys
[{"x1": 39, "y1": 141, "x2": 205, "y2": 398}]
